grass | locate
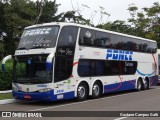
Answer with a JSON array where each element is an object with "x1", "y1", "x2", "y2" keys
[{"x1": 0, "y1": 93, "x2": 13, "y2": 100}]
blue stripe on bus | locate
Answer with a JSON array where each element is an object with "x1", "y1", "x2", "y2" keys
[
  {"x1": 136, "y1": 70, "x2": 155, "y2": 77},
  {"x1": 104, "y1": 80, "x2": 135, "y2": 93},
  {"x1": 104, "y1": 76, "x2": 158, "y2": 93}
]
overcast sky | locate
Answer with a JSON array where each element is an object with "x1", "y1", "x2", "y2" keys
[{"x1": 56, "y1": 0, "x2": 159, "y2": 25}]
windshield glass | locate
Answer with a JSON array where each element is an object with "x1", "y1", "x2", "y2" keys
[
  {"x1": 13, "y1": 55, "x2": 52, "y2": 83},
  {"x1": 17, "y1": 26, "x2": 59, "y2": 50}
]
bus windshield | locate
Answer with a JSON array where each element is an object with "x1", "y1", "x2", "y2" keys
[
  {"x1": 13, "y1": 55, "x2": 52, "y2": 84},
  {"x1": 17, "y1": 26, "x2": 59, "y2": 50}
]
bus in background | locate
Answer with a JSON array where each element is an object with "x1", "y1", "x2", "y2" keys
[{"x1": 2, "y1": 22, "x2": 158, "y2": 101}]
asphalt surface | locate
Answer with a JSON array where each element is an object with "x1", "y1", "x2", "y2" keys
[{"x1": 1, "y1": 86, "x2": 160, "y2": 120}]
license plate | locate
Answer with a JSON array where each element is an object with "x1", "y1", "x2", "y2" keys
[{"x1": 24, "y1": 95, "x2": 31, "y2": 99}]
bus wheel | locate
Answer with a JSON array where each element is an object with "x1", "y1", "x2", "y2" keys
[
  {"x1": 77, "y1": 82, "x2": 88, "y2": 101},
  {"x1": 92, "y1": 82, "x2": 102, "y2": 99},
  {"x1": 144, "y1": 78, "x2": 149, "y2": 90},
  {"x1": 136, "y1": 79, "x2": 144, "y2": 91}
]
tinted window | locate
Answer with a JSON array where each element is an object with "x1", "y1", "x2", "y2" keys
[
  {"x1": 79, "y1": 28, "x2": 95, "y2": 46},
  {"x1": 18, "y1": 26, "x2": 59, "y2": 49},
  {"x1": 110, "y1": 34, "x2": 122, "y2": 49},
  {"x1": 78, "y1": 59, "x2": 137, "y2": 77},
  {"x1": 78, "y1": 27, "x2": 157, "y2": 54},
  {"x1": 150, "y1": 42, "x2": 157, "y2": 53},
  {"x1": 54, "y1": 56, "x2": 73, "y2": 82},
  {"x1": 121, "y1": 37, "x2": 133, "y2": 50},
  {"x1": 140, "y1": 41, "x2": 150, "y2": 52},
  {"x1": 78, "y1": 60, "x2": 90, "y2": 76},
  {"x1": 95, "y1": 31, "x2": 109, "y2": 47},
  {"x1": 58, "y1": 26, "x2": 78, "y2": 47}
]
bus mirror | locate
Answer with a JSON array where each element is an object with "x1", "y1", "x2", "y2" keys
[
  {"x1": 46, "y1": 53, "x2": 54, "y2": 71},
  {"x1": 2, "y1": 55, "x2": 12, "y2": 71}
]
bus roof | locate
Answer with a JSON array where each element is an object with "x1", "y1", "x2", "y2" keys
[{"x1": 25, "y1": 22, "x2": 156, "y2": 43}]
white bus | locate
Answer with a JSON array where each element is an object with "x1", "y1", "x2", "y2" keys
[{"x1": 2, "y1": 22, "x2": 158, "y2": 101}]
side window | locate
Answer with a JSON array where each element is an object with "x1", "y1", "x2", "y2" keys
[
  {"x1": 122, "y1": 37, "x2": 133, "y2": 51},
  {"x1": 78, "y1": 60, "x2": 90, "y2": 76},
  {"x1": 141, "y1": 41, "x2": 149, "y2": 52},
  {"x1": 79, "y1": 28, "x2": 95, "y2": 47},
  {"x1": 110, "y1": 34, "x2": 122, "y2": 49},
  {"x1": 58, "y1": 26, "x2": 78, "y2": 47},
  {"x1": 109, "y1": 61, "x2": 120, "y2": 75},
  {"x1": 121, "y1": 61, "x2": 137, "y2": 75},
  {"x1": 78, "y1": 59, "x2": 137, "y2": 77},
  {"x1": 150, "y1": 42, "x2": 157, "y2": 53},
  {"x1": 95, "y1": 31, "x2": 108, "y2": 47},
  {"x1": 95, "y1": 61, "x2": 105, "y2": 76}
]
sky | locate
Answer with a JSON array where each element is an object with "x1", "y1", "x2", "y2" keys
[{"x1": 55, "y1": 0, "x2": 160, "y2": 25}]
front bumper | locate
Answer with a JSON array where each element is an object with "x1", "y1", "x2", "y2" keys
[
  {"x1": 12, "y1": 90, "x2": 75, "y2": 101},
  {"x1": 12, "y1": 90, "x2": 56, "y2": 101}
]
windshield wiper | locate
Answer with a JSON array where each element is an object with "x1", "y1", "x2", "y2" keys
[{"x1": 17, "y1": 47, "x2": 28, "y2": 50}]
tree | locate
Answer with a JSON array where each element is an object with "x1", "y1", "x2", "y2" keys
[
  {"x1": 127, "y1": 2, "x2": 160, "y2": 46},
  {"x1": 96, "y1": 20, "x2": 134, "y2": 35},
  {"x1": 0, "y1": 0, "x2": 62, "y2": 56}
]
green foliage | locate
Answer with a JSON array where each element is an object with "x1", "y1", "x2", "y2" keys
[
  {"x1": 97, "y1": 2, "x2": 160, "y2": 47},
  {"x1": 0, "y1": 93, "x2": 13, "y2": 100},
  {"x1": 0, "y1": 70, "x2": 12, "y2": 90},
  {"x1": 96, "y1": 20, "x2": 135, "y2": 35},
  {"x1": 0, "y1": 0, "x2": 62, "y2": 57},
  {"x1": 0, "y1": 61, "x2": 13, "y2": 90}
]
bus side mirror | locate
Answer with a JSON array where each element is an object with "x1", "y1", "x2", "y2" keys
[
  {"x1": 46, "y1": 53, "x2": 54, "y2": 71},
  {"x1": 2, "y1": 55, "x2": 12, "y2": 71}
]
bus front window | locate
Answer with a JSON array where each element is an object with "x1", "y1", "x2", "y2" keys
[
  {"x1": 17, "y1": 26, "x2": 59, "y2": 50},
  {"x1": 13, "y1": 55, "x2": 52, "y2": 83}
]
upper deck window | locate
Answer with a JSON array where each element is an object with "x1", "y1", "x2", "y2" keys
[
  {"x1": 79, "y1": 27, "x2": 157, "y2": 53},
  {"x1": 17, "y1": 26, "x2": 59, "y2": 50}
]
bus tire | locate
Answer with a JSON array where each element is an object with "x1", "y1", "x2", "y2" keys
[
  {"x1": 144, "y1": 78, "x2": 149, "y2": 90},
  {"x1": 136, "y1": 78, "x2": 144, "y2": 91},
  {"x1": 76, "y1": 82, "x2": 88, "y2": 101},
  {"x1": 91, "y1": 81, "x2": 102, "y2": 99}
]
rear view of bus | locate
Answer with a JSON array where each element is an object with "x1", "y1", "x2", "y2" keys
[{"x1": 2, "y1": 22, "x2": 158, "y2": 102}]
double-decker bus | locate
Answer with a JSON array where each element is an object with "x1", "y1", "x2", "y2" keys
[{"x1": 2, "y1": 22, "x2": 158, "y2": 101}]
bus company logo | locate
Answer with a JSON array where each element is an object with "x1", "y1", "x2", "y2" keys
[
  {"x1": 66, "y1": 48, "x2": 73, "y2": 55},
  {"x1": 106, "y1": 49, "x2": 133, "y2": 61},
  {"x1": 58, "y1": 48, "x2": 65, "y2": 54}
]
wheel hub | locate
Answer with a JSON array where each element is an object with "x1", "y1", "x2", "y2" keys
[
  {"x1": 93, "y1": 84, "x2": 99, "y2": 96},
  {"x1": 78, "y1": 86, "x2": 85, "y2": 98}
]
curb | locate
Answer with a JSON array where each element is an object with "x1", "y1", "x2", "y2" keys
[
  {"x1": 0, "y1": 90, "x2": 12, "y2": 94},
  {"x1": 0, "y1": 99, "x2": 17, "y2": 105}
]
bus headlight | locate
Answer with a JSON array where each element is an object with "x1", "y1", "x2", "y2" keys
[
  {"x1": 38, "y1": 88, "x2": 52, "y2": 92},
  {"x1": 12, "y1": 87, "x2": 18, "y2": 92}
]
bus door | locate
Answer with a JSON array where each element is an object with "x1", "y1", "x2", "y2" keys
[{"x1": 54, "y1": 26, "x2": 78, "y2": 94}]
